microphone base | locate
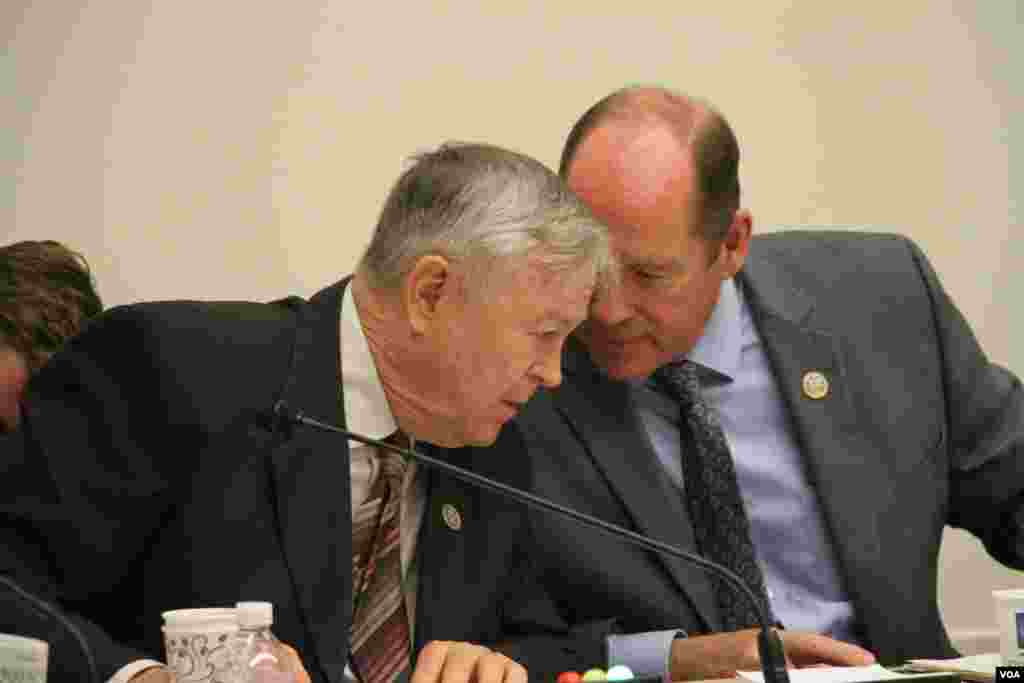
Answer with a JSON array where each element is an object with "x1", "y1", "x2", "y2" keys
[{"x1": 757, "y1": 628, "x2": 790, "y2": 683}]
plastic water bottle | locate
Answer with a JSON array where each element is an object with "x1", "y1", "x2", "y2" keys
[{"x1": 232, "y1": 602, "x2": 297, "y2": 683}]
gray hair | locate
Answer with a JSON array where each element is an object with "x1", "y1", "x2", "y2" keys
[{"x1": 358, "y1": 142, "x2": 610, "y2": 294}]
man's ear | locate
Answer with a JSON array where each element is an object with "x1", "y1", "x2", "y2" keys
[
  {"x1": 404, "y1": 255, "x2": 452, "y2": 335},
  {"x1": 719, "y1": 209, "x2": 752, "y2": 278}
]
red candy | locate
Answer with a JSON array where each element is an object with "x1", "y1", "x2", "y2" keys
[{"x1": 557, "y1": 672, "x2": 583, "y2": 683}]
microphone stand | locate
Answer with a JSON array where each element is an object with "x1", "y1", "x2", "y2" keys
[{"x1": 275, "y1": 401, "x2": 790, "y2": 683}]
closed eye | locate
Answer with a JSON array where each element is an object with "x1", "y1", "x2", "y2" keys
[{"x1": 632, "y1": 267, "x2": 669, "y2": 282}]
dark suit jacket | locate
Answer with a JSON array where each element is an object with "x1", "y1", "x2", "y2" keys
[
  {"x1": 488, "y1": 231, "x2": 1024, "y2": 672},
  {"x1": 0, "y1": 279, "x2": 540, "y2": 683}
]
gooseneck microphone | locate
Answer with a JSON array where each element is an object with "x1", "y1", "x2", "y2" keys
[
  {"x1": 273, "y1": 400, "x2": 790, "y2": 683},
  {"x1": 0, "y1": 573, "x2": 100, "y2": 683}
]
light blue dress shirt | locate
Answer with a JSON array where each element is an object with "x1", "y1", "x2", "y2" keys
[{"x1": 607, "y1": 278, "x2": 859, "y2": 677}]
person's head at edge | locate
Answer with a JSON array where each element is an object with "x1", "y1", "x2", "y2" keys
[
  {"x1": 0, "y1": 240, "x2": 103, "y2": 432},
  {"x1": 353, "y1": 141, "x2": 610, "y2": 448},
  {"x1": 560, "y1": 85, "x2": 753, "y2": 381}
]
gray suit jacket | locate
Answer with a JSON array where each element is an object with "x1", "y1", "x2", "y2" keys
[{"x1": 490, "y1": 231, "x2": 1024, "y2": 673}]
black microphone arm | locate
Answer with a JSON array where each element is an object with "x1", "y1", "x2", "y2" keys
[
  {"x1": 273, "y1": 400, "x2": 790, "y2": 683},
  {"x1": 0, "y1": 573, "x2": 100, "y2": 683}
]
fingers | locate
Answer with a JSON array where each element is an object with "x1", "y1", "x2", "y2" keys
[
  {"x1": 669, "y1": 629, "x2": 876, "y2": 681},
  {"x1": 780, "y1": 631, "x2": 876, "y2": 667},
  {"x1": 411, "y1": 640, "x2": 527, "y2": 683},
  {"x1": 411, "y1": 641, "x2": 453, "y2": 683},
  {"x1": 471, "y1": 648, "x2": 527, "y2": 683},
  {"x1": 129, "y1": 667, "x2": 174, "y2": 683}
]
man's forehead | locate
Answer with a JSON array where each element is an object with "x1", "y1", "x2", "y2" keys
[
  {"x1": 570, "y1": 123, "x2": 697, "y2": 232},
  {"x1": 526, "y1": 263, "x2": 594, "y2": 304},
  {"x1": 534, "y1": 288, "x2": 593, "y2": 326},
  {"x1": 575, "y1": 121, "x2": 689, "y2": 186},
  {"x1": 484, "y1": 255, "x2": 595, "y2": 296}
]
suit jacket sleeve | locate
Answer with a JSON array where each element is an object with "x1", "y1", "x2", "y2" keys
[
  {"x1": 487, "y1": 443, "x2": 623, "y2": 679},
  {"x1": 915, "y1": 239, "x2": 1024, "y2": 565},
  {"x1": 1, "y1": 307, "x2": 188, "y2": 679},
  {"x1": 0, "y1": 301, "x2": 298, "y2": 681},
  {"x1": 490, "y1": 536, "x2": 620, "y2": 679}
]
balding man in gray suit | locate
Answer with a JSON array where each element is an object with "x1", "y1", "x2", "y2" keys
[{"x1": 485, "y1": 87, "x2": 1024, "y2": 682}]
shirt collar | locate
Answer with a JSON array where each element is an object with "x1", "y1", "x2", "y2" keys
[
  {"x1": 683, "y1": 277, "x2": 745, "y2": 382},
  {"x1": 340, "y1": 285, "x2": 399, "y2": 450}
]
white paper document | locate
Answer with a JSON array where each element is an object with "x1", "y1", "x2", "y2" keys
[
  {"x1": 737, "y1": 664, "x2": 955, "y2": 683},
  {"x1": 906, "y1": 653, "x2": 1001, "y2": 682}
]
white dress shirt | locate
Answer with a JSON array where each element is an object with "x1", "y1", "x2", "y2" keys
[{"x1": 341, "y1": 284, "x2": 426, "y2": 635}]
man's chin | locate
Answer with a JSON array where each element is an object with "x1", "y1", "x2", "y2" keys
[
  {"x1": 588, "y1": 348, "x2": 658, "y2": 381},
  {"x1": 461, "y1": 420, "x2": 507, "y2": 447},
  {"x1": 600, "y1": 362, "x2": 653, "y2": 381}
]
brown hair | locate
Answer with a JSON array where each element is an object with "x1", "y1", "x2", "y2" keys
[{"x1": 0, "y1": 240, "x2": 103, "y2": 373}]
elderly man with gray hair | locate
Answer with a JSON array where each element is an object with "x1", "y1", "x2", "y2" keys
[{"x1": 0, "y1": 143, "x2": 609, "y2": 683}]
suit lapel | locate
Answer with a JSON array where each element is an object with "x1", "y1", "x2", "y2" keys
[
  {"x1": 412, "y1": 443, "x2": 480, "y2": 649},
  {"x1": 270, "y1": 280, "x2": 352, "y2": 682},
  {"x1": 554, "y1": 340, "x2": 720, "y2": 631},
  {"x1": 739, "y1": 260, "x2": 887, "y2": 620}
]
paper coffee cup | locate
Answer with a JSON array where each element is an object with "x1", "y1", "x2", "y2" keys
[
  {"x1": 0, "y1": 632, "x2": 49, "y2": 683},
  {"x1": 994, "y1": 589, "x2": 1024, "y2": 665},
  {"x1": 162, "y1": 607, "x2": 239, "y2": 683}
]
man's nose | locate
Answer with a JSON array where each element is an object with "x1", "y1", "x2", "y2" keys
[
  {"x1": 533, "y1": 347, "x2": 563, "y2": 389},
  {"x1": 589, "y1": 279, "x2": 632, "y2": 327}
]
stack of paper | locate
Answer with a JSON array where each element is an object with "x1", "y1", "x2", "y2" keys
[
  {"x1": 736, "y1": 654, "x2": 1003, "y2": 683},
  {"x1": 906, "y1": 653, "x2": 1002, "y2": 682},
  {"x1": 737, "y1": 664, "x2": 957, "y2": 683}
]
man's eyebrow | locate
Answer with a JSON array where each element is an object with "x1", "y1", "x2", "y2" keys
[{"x1": 623, "y1": 256, "x2": 685, "y2": 271}]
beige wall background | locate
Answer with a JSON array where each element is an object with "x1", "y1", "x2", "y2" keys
[{"x1": 4, "y1": 0, "x2": 1021, "y2": 652}]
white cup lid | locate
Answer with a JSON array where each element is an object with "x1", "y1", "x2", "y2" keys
[
  {"x1": 0, "y1": 633, "x2": 49, "y2": 658},
  {"x1": 161, "y1": 607, "x2": 238, "y2": 628},
  {"x1": 236, "y1": 602, "x2": 274, "y2": 628}
]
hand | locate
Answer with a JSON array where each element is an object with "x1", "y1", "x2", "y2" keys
[
  {"x1": 128, "y1": 644, "x2": 313, "y2": 683},
  {"x1": 668, "y1": 628, "x2": 875, "y2": 681},
  {"x1": 411, "y1": 640, "x2": 527, "y2": 683},
  {"x1": 129, "y1": 667, "x2": 173, "y2": 683}
]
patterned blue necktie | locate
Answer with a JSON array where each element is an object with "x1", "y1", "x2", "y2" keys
[{"x1": 653, "y1": 360, "x2": 773, "y2": 631}]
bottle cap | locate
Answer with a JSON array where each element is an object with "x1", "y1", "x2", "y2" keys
[{"x1": 236, "y1": 601, "x2": 274, "y2": 628}]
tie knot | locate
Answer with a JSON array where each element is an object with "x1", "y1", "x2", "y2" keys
[
  {"x1": 652, "y1": 360, "x2": 701, "y2": 405},
  {"x1": 383, "y1": 429, "x2": 409, "y2": 449},
  {"x1": 378, "y1": 431, "x2": 409, "y2": 487}
]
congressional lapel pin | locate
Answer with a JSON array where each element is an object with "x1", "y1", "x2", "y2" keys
[
  {"x1": 802, "y1": 370, "x2": 830, "y2": 400},
  {"x1": 441, "y1": 503, "x2": 463, "y2": 531}
]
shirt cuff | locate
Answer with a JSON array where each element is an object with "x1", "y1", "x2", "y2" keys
[
  {"x1": 108, "y1": 659, "x2": 165, "y2": 683},
  {"x1": 606, "y1": 630, "x2": 683, "y2": 677}
]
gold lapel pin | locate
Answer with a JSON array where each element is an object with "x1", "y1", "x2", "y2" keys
[
  {"x1": 441, "y1": 503, "x2": 463, "y2": 531},
  {"x1": 802, "y1": 370, "x2": 830, "y2": 400}
]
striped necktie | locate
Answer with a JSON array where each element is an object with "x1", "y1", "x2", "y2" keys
[{"x1": 350, "y1": 434, "x2": 411, "y2": 683}]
